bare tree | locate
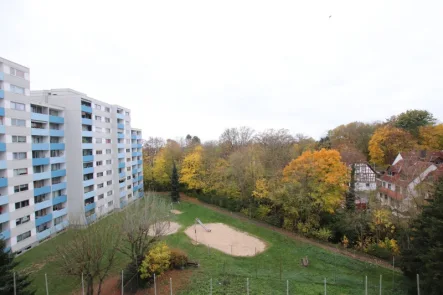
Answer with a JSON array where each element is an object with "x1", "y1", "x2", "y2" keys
[
  {"x1": 219, "y1": 126, "x2": 255, "y2": 156},
  {"x1": 56, "y1": 216, "x2": 121, "y2": 295}
]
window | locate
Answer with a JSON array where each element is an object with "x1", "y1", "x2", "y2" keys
[
  {"x1": 95, "y1": 104, "x2": 101, "y2": 110},
  {"x1": 49, "y1": 109, "x2": 59, "y2": 116},
  {"x1": 96, "y1": 161, "x2": 103, "y2": 166},
  {"x1": 95, "y1": 115, "x2": 101, "y2": 121},
  {"x1": 106, "y1": 149, "x2": 111, "y2": 154},
  {"x1": 49, "y1": 123, "x2": 60, "y2": 130},
  {"x1": 83, "y1": 162, "x2": 93, "y2": 168},
  {"x1": 125, "y1": 111, "x2": 130, "y2": 116},
  {"x1": 51, "y1": 150, "x2": 63, "y2": 157},
  {"x1": 95, "y1": 138, "x2": 102, "y2": 144},
  {"x1": 98, "y1": 194, "x2": 104, "y2": 200},
  {"x1": 96, "y1": 127, "x2": 102, "y2": 133},
  {"x1": 105, "y1": 107, "x2": 110, "y2": 112},
  {"x1": 14, "y1": 184, "x2": 29, "y2": 193},
  {"x1": 11, "y1": 101, "x2": 25, "y2": 111},
  {"x1": 96, "y1": 150, "x2": 103, "y2": 155},
  {"x1": 11, "y1": 85, "x2": 25, "y2": 95},
  {"x1": 125, "y1": 120, "x2": 130, "y2": 125},
  {"x1": 105, "y1": 117, "x2": 110, "y2": 123},
  {"x1": 14, "y1": 168, "x2": 28, "y2": 176},
  {"x1": 16, "y1": 215, "x2": 30, "y2": 226},
  {"x1": 127, "y1": 185, "x2": 132, "y2": 190},
  {"x1": 52, "y1": 177, "x2": 62, "y2": 184},
  {"x1": 108, "y1": 201, "x2": 113, "y2": 207},
  {"x1": 50, "y1": 137, "x2": 61, "y2": 143},
  {"x1": 33, "y1": 165, "x2": 45, "y2": 173},
  {"x1": 54, "y1": 216, "x2": 64, "y2": 226},
  {"x1": 126, "y1": 167, "x2": 131, "y2": 171},
  {"x1": 105, "y1": 128, "x2": 111, "y2": 133},
  {"x1": 126, "y1": 158, "x2": 130, "y2": 162},
  {"x1": 107, "y1": 190, "x2": 113, "y2": 196},
  {"x1": 106, "y1": 170, "x2": 112, "y2": 175},
  {"x1": 97, "y1": 172, "x2": 104, "y2": 177},
  {"x1": 17, "y1": 231, "x2": 31, "y2": 242},
  {"x1": 11, "y1": 118, "x2": 26, "y2": 126},
  {"x1": 106, "y1": 139, "x2": 111, "y2": 144},
  {"x1": 10, "y1": 67, "x2": 25, "y2": 78},
  {"x1": 12, "y1": 135, "x2": 26, "y2": 143},
  {"x1": 106, "y1": 159, "x2": 112, "y2": 165},
  {"x1": 107, "y1": 180, "x2": 112, "y2": 185},
  {"x1": 366, "y1": 183, "x2": 370, "y2": 187},
  {"x1": 98, "y1": 183, "x2": 104, "y2": 189},
  {"x1": 126, "y1": 149, "x2": 130, "y2": 153},
  {"x1": 15, "y1": 200, "x2": 29, "y2": 209},
  {"x1": 127, "y1": 176, "x2": 131, "y2": 180},
  {"x1": 388, "y1": 184, "x2": 392, "y2": 190},
  {"x1": 34, "y1": 180, "x2": 45, "y2": 188}
]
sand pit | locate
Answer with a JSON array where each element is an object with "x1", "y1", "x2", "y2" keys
[
  {"x1": 184, "y1": 223, "x2": 266, "y2": 257},
  {"x1": 148, "y1": 222, "x2": 181, "y2": 236},
  {"x1": 170, "y1": 209, "x2": 183, "y2": 215}
]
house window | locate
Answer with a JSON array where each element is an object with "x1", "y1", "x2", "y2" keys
[
  {"x1": 388, "y1": 184, "x2": 392, "y2": 190},
  {"x1": 49, "y1": 109, "x2": 60, "y2": 116},
  {"x1": 96, "y1": 138, "x2": 102, "y2": 144},
  {"x1": 10, "y1": 67, "x2": 25, "y2": 78},
  {"x1": 96, "y1": 150, "x2": 103, "y2": 155},
  {"x1": 15, "y1": 200, "x2": 30, "y2": 209},
  {"x1": 11, "y1": 118, "x2": 26, "y2": 126},
  {"x1": 107, "y1": 180, "x2": 112, "y2": 185},
  {"x1": 107, "y1": 190, "x2": 113, "y2": 196},
  {"x1": 11, "y1": 101, "x2": 25, "y2": 111},
  {"x1": 54, "y1": 216, "x2": 64, "y2": 225},
  {"x1": 105, "y1": 107, "x2": 110, "y2": 112},
  {"x1": 105, "y1": 118, "x2": 110, "y2": 123},
  {"x1": 127, "y1": 185, "x2": 132, "y2": 190},
  {"x1": 96, "y1": 127, "x2": 102, "y2": 133},
  {"x1": 98, "y1": 194, "x2": 104, "y2": 200},
  {"x1": 106, "y1": 170, "x2": 112, "y2": 175},
  {"x1": 16, "y1": 215, "x2": 30, "y2": 226},
  {"x1": 366, "y1": 183, "x2": 370, "y2": 187},
  {"x1": 106, "y1": 128, "x2": 111, "y2": 133},
  {"x1": 12, "y1": 135, "x2": 26, "y2": 143},
  {"x1": 126, "y1": 167, "x2": 131, "y2": 171},
  {"x1": 98, "y1": 183, "x2": 104, "y2": 189},
  {"x1": 95, "y1": 115, "x2": 101, "y2": 121},
  {"x1": 96, "y1": 161, "x2": 103, "y2": 166},
  {"x1": 10, "y1": 85, "x2": 25, "y2": 95},
  {"x1": 14, "y1": 184, "x2": 29, "y2": 193},
  {"x1": 95, "y1": 104, "x2": 101, "y2": 110},
  {"x1": 17, "y1": 231, "x2": 31, "y2": 242},
  {"x1": 106, "y1": 159, "x2": 112, "y2": 165},
  {"x1": 97, "y1": 172, "x2": 104, "y2": 177},
  {"x1": 14, "y1": 168, "x2": 28, "y2": 176},
  {"x1": 106, "y1": 149, "x2": 111, "y2": 154},
  {"x1": 108, "y1": 201, "x2": 113, "y2": 207},
  {"x1": 106, "y1": 139, "x2": 111, "y2": 144}
]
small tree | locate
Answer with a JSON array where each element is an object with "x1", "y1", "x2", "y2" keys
[
  {"x1": 171, "y1": 161, "x2": 180, "y2": 202},
  {"x1": 0, "y1": 239, "x2": 34, "y2": 295},
  {"x1": 346, "y1": 164, "x2": 356, "y2": 211},
  {"x1": 400, "y1": 179, "x2": 443, "y2": 294},
  {"x1": 56, "y1": 217, "x2": 121, "y2": 295}
]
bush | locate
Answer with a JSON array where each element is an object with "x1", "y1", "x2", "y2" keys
[
  {"x1": 312, "y1": 227, "x2": 332, "y2": 241},
  {"x1": 169, "y1": 249, "x2": 188, "y2": 269},
  {"x1": 139, "y1": 242, "x2": 171, "y2": 280}
]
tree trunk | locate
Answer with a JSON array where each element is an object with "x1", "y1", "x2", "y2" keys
[{"x1": 87, "y1": 276, "x2": 94, "y2": 295}]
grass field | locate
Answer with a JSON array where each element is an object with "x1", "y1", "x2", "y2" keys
[{"x1": 16, "y1": 195, "x2": 408, "y2": 295}]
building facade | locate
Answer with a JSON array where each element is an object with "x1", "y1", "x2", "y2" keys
[{"x1": 0, "y1": 57, "x2": 143, "y2": 253}]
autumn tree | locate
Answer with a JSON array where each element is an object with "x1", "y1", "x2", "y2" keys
[
  {"x1": 418, "y1": 124, "x2": 443, "y2": 150},
  {"x1": 151, "y1": 140, "x2": 183, "y2": 189},
  {"x1": 171, "y1": 162, "x2": 180, "y2": 202},
  {"x1": 328, "y1": 121, "x2": 378, "y2": 157},
  {"x1": 180, "y1": 145, "x2": 205, "y2": 190},
  {"x1": 219, "y1": 126, "x2": 255, "y2": 157},
  {"x1": 392, "y1": 109, "x2": 436, "y2": 137},
  {"x1": 292, "y1": 133, "x2": 316, "y2": 159},
  {"x1": 368, "y1": 126, "x2": 416, "y2": 166}
]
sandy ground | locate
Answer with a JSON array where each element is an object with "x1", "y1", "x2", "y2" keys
[
  {"x1": 184, "y1": 223, "x2": 266, "y2": 257},
  {"x1": 170, "y1": 209, "x2": 183, "y2": 215},
  {"x1": 148, "y1": 221, "x2": 181, "y2": 236}
]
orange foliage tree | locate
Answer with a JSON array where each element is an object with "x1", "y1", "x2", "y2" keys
[{"x1": 419, "y1": 124, "x2": 443, "y2": 150}]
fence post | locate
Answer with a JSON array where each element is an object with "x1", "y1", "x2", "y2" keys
[
  {"x1": 45, "y1": 273, "x2": 49, "y2": 295},
  {"x1": 365, "y1": 275, "x2": 368, "y2": 295},
  {"x1": 246, "y1": 278, "x2": 249, "y2": 295},
  {"x1": 380, "y1": 274, "x2": 382, "y2": 295},
  {"x1": 170, "y1": 277, "x2": 173, "y2": 295},
  {"x1": 13, "y1": 272, "x2": 16, "y2": 295},
  {"x1": 286, "y1": 280, "x2": 289, "y2": 295},
  {"x1": 210, "y1": 278, "x2": 212, "y2": 295},
  {"x1": 121, "y1": 270, "x2": 123, "y2": 295},
  {"x1": 81, "y1": 273, "x2": 85, "y2": 295},
  {"x1": 154, "y1": 273, "x2": 157, "y2": 295},
  {"x1": 417, "y1": 274, "x2": 420, "y2": 295},
  {"x1": 324, "y1": 278, "x2": 327, "y2": 295}
]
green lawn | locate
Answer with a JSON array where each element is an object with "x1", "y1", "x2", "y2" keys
[{"x1": 16, "y1": 196, "x2": 408, "y2": 295}]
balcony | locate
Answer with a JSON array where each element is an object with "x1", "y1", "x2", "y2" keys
[
  {"x1": 138, "y1": 175, "x2": 143, "y2": 182},
  {"x1": 83, "y1": 179, "x2": 94, "y2": 187},
  {"x1": 83, "y1": 167, "x2": 94, "y2": 174},
  {"x1": 117, "y1": 123, "x2": 124, "y2": 129},
  {"x1": 82, "y1": 131, "x2": 93, "y2": 137},
  {"x1": 82, "y1": 118, "x2": 92, "y2": 125},
  {"x1": 120, "y1": 190, "x2": 126, "y2": 197},
  {"x1": 52, "y1": 182, "x2": 66, "y2": 191},
  {"x1": 32, "y1": 158, "x2": 50, "y2": 166},
  {"x1": 0, "y1": 143, "x2": 5, "y2": 153},
  {"x1": 0, "y1": 125, "x2": 5, "y2": 134},
  {"x1": 35, "y1": 213, "x2": 52, "y2": 227},
  {"x1": 119, "y1": 172, "x2": 126, "y2": 179},
  {"x1": 133, "y1": 185, "x2": 139, "y2": 192},
  {"x1": 81, "y1": 105, "x2": 92, "y2": 113},
  {"x1": 84, "y1": 190, "x2": 95, "y2": 199},
  {"x1": 50, "y1": 156, "x2": 65, "y2": 164},
  {"x1": 51, "y1": 169, "x2": 66, "y2": 178},
  {"x1": 31, "y1": 113, "x2": 49, "y2": 122},
  {"x1": 0, "y1": 89, "x2": 4, "y2": 99},
  {"x1": 83, "y1": 155, "x2": 94, "y2": 162},
  {"x1": 52, "y1": 207, "x2": 67, "y2": 219},
  {"x1": 49, "y1": 129, "x2": 64, "y2": 137},
  {"x1": 0, "y1": 195, "x2": 8, "y2": 206},
  {"x1": 0, "y1": 160, "x2": 5, "y2": 169},
  {"x1": 35, "y1": 199, "x2": 52, "y2": 211},
  {"x1": 50, "y1": 143, "x2": 65, "y2": 150},
  {"x1": 116, "y1": 113, "x2": 124, "y2": 119},
  {"x1": 37, "y1": 228, "x2": 51, "y2": 241},
  {"x1": 34, "y1": 185, "x2": 51, "y2": 196},
  {"x1": 0, "y1": 229, "x2": 10, "y2": 240},
  {"x1": 132, "y1": 168, "x2": 138, "y2": 174},
  {"x1": 119, "y1": 181, "x2": 125, "y2": 188},
  {"x1": 55, "y1": 220, "x2": 68, "y2": 232},
  {"x1": 118, "y1": 153, "x2": 125, "y2": 159},
  {"x1": 0, "y1": 107, "x2": 4, "y2": 117},
  {"x1": 49, "y1": 115, "x2": 64, "y2": 124},
  {"x1": 138, "y1": 159, "x2": 143, "y2": 165},
  {"x1": 0, "y1": 72, "x2": 3, "y2": 80},
  {"x1": 0, "y1": 212, "x2": 9, "y2": 223},
  {"x1": 117, "y1": 143, "x2": 125, "y2": 149},
  {"x1": 117, "y1": 133, "x2": 124, "y2": 139},
  {"x1": 131, "y1": 160, "x2": 137, "y2": 166},
  {"x1": 31, "y1": 128, "x2": 49, "y2": 136},
  {"x1": 82, "y1": 143, "x2": 93, "y2": 149},
  {"x1": 52, "y1": 195, "x2": 67, "y2": 206},
  {"x1": 0, "y1": 177, "x2": 6, "y2": 188},
  {"x1": 33, "y1": 171, "x2": 51, "y2": 181},
  {"x1": 32, "y1": 143, "x2": 49, "y2": 151},
  {"x1": 118, "y1": 162, "x2": 125, "y2": 169},
  {"x1": 85, "y1": 202, "x2": 96, "y2": 212}
]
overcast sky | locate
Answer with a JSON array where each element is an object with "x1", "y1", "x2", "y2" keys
[{"x1": 1, "y1": 0, "x2": 442, "y2": 141}]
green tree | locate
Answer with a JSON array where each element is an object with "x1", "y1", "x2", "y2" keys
[
  {"x1": 346, "y1": 164, "x2": 356, "y2": 211},
  {"x1": 400, "y1": 180, "x2": 443, "y2": 294},
  {"x1": 171, "y1": 161, "x2": 180, "y2": 202},
  {"x1": 393, "y1": 110, "x2": 436, "y2": 137},
  {"x1": 0, "y1": 239, "x2": 34, "y2": 295}
]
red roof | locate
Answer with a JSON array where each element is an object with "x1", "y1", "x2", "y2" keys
[{"x1": 379, "y1": 187, "x2": 404, "y2": 200}]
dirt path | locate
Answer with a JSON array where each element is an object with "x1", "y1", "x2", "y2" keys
[{"x1": 181, "y1": 193, "x2": 400, "y2": 271}]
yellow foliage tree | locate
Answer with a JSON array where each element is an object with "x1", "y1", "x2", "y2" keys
[
  {"x1": 368, "y1": 126, "x2": 416, "y2": 166},
  {"x1": 180, "y1": 145, "x2": 205, "y2": 190},
  {"x1": 152, "y1": 149, "x2": 171, "y2": 187},
  {"x1": 139, "y1": 242, "x2": 171, "y2": 280},
  {"x1": 419, "y1": 124, "x2": 443, "y2": 150},
  {"x1": 282, "y1": 149, "x2": 349, "y2": 214}
]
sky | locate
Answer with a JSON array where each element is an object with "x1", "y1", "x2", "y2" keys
[{"x1": 1, "y1": 0, "x2": 442, "y2": 142}]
